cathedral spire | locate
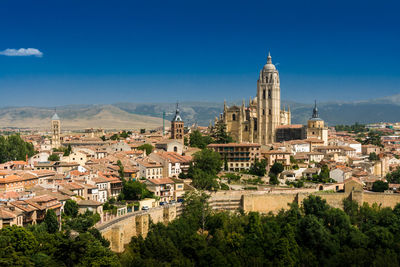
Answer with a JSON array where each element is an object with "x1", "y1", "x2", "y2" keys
[
  {"x1": 267, "y1": 51, "x2": 272, "y2": 64},
  {"x1": 312, "y1": 100, "x2": 319, "y2": 118},
  {"x1": 172, "y1": 102, "x2": 182, "y2": 122}
]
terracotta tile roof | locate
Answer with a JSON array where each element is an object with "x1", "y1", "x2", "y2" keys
[
  {"x1": 0, "y1": 207, "x2": 19, "y2": 219},
  {"x1": 147, "y1": 178, "x2": 175, "y2": 185},
  {"x1": 155, "y1": 151, "x2": 192, "y2": 163},
  {"x1": 344, "y1": 177, "x2": 363, "y2": 185},
  {"x1": 78, "y1": 199, "x2": 102, "y2": 206},
  {"x1": 137, "y1": 159, "x2": 163, "y2": 168}
]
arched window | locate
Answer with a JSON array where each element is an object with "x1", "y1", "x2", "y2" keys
[
  {"x1": 263, "y1": 89, "x2": 266, "y2": 99},
  {"x1": 174, "y1": 146, "x2": 178, "y2": 152},
  {"x1": 268, "y1": 89, "x2": 272, "y2": 99},
  {"x1": 232, "y1": 114, "x2": 236, "y2": 121}
]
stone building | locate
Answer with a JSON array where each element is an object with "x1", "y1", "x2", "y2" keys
[
  {"x1": 306, "y1": 101, "x2": 328, "y2": 145},
  {"x1": 51, "y1": 112, "x2": 61, "y2": 149},
  {"x1": 216, "y1": 53, "x2": 291, "y2": 145},
  {"x1": 170, "y1": 103, "x2": 184, "y2": 141},
  {"x1": 207, "y1": 143, "x2": 261, "y2": 172}
]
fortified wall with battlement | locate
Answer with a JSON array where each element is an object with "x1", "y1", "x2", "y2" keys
[{"x1": 99, "y1": 179, "x2": 400, "y2": 253}]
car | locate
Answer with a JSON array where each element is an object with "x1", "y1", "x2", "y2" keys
[
  {"x1": 177, "y1": 199, "x2": 184, "y2": 203},
  {"x1": 159, "y1": 201, "x2": 166, "y2": 206},
  {"x1": 141, "y1": 206, "x2": 149, "y2": 210},
  {"x1": 169, "y1": 200, "x2": 177, "y2": 204}
]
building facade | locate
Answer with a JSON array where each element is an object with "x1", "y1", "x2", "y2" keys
[
  {"x1": 216, "y1": 53, "x2": 291, "y2": 145},
  {"x1": 207, "y1": 143, "x2": 261, "y2": 172}
]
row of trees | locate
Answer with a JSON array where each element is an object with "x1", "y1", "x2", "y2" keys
[
  {"x1": 120, "y1": 192, "x2": 400, "y2": 266},
  {"x1": 103, "y1": 130, "x2": 132, "y2": 141},
  {"x1": 0, "y1": 199, "x2": 118, "y2": 266},
  {"x1": 0, "y1": 134, "x2": 35, "y2": 163},
  {"x1": 335, "y1": 123, "x2": 367, "y2": 133}
]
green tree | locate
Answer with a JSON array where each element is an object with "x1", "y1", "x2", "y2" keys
[
  {"x1": 191, "y1": 148, "x2": 222, "y2": 175},
  {"x1": 48, "y1": 154, "x2": 60, "y2": 161},
  {"x1": 120, "y1": 131, "x2": 129, "y2": 139},
  {"x1": 302, "y1": 195, "x2": 330, "y2": 218},
  {"x1": 182, "y1": 191, "x2": 211, "y2": 232},
  {"x1": 192, "y1": 169, "x2": 219, "y2": 190},
  {"x1": 249, "y1": 159, "x2": 267, "y2": 176},
  {"x1": 63, "y1": 144, "x2": 72, "y2": 156},
  {"x1": 121, "y1": 180, "x2": 153, "y2": 200},
  {"x1": 189, "y1": 130, "x2": 212, "y2": 149},
  {"x1": 212, "y1": 122, "x2": 234, "y2": 144},
  {"x1": 270, "y1": 162, "x2": 284, "y2": 176},
  {"x1": 110, "y1": 134, "x2": 119, "y2": 140},
  {"x1": 369, "y1": 152, "x2": 380, "y2": 161},
  {"x1": 100, "y1": 135, "x2": 106, "y2": 141},
  {"x1": 117, "y1": 160, "x2": 125, "y2": 179},
  {"x1": 0, "y1": 225, "x2": 38, "y2": 256},
  {"x1": 269, "y1": 173, "x2": 279, "y2": 185},
  {"x1": 319, "y1": 164, "x2": 330, "y2": 179},
  {"x1": 362, "y1": 131, "x2": 383, "y2": 147},
  {"x1": 372, "y1": 180, "x2": 389, "y2": 192},
  {"x1": 44, "y1": 210, "x2": 59, "y2": 234},
  {"x1": 138, "y1": 144, "x2": 154, "y2": 155},
  {"x1": 0, "y1": 134, "x2": 35, "y2": 163},
  {"x1": 64, "y1": 199, "x2": 79, "y2": 218},
  {"x1": 386, "y1": 168, "x2": 400, "y2": 184}
]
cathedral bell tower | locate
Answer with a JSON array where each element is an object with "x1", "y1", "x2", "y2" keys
[
  {"x1": 257, "y1": 52, "x2": 281, "y2": 145},
  {"x1": 51, "y1": 111, "x2": 61, "y2": 149},
  {"x1": 171, "y1": 103, "x2": 184, "y2": 141}
]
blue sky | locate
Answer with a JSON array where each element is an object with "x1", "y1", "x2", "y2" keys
[{"x1": 0, "y1": 0, "x2": 399, "y2": 106}]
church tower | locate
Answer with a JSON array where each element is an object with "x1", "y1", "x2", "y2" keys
[
  {"x1": 51, "y1": 111, "x2": 61, "y2": 149},
  {"x1": 307, "y1": 101, "x2": 328, "y2": 145},
  {"x1": 257, "y1": 52, "x2": 281, "y2": 144},
  {"x1": 171, "y1": 103, "x2": 184, "y2": 141}
]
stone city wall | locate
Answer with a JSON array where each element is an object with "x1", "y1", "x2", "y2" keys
[{"x1": 98, "y1": 204, "x2": 179, "y2": 253}]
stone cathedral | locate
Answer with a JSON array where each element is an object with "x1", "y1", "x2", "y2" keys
[{"x1": 215, "y1": 53, "x2": 291, "y2": 145}]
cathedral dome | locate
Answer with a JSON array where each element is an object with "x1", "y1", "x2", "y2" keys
[{"x1": 263, "y1": 52, "x2": 276, "y2": 71}]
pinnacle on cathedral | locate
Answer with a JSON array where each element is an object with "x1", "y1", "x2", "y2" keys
[{"x1": 311, "y1": 100, "x2": 320, "y2": 119}]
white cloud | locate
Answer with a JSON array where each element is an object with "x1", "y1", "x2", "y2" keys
[{"x1": 0, "y1": 48, "x2": 43, "y2": 57}]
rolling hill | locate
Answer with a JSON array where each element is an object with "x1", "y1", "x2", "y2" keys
[{"x1": 0, "y1": 94, "x2": 399, "y2": 130}]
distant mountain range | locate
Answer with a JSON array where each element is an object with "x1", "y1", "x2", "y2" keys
[{"x1": 0, "y1": 94, "x2": 399, "y2": 130}]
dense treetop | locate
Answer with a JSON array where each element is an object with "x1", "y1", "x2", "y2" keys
[{"x1": 0, "y1": 134, "x2": 35, "y2": 164}]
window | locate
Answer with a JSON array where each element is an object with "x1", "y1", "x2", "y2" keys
[
  {"x1": 269, "y1": 109, "x2": 272, "y2": 115},
  {"x1": 268, "y1": 89, "x2": 271, "y2": 99},
  {"x1": 174, "y1": 146, "x2": 178, "y2": 152},
  {"x1": 263, "y1": 89, "x2": 266, "y2": 99},
  {"x1": 232, "y1": 114, "x2": 236, "y2": 121},
  {"x1": 262, "y1": 109, "x2": 265, "y2": 115}
]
